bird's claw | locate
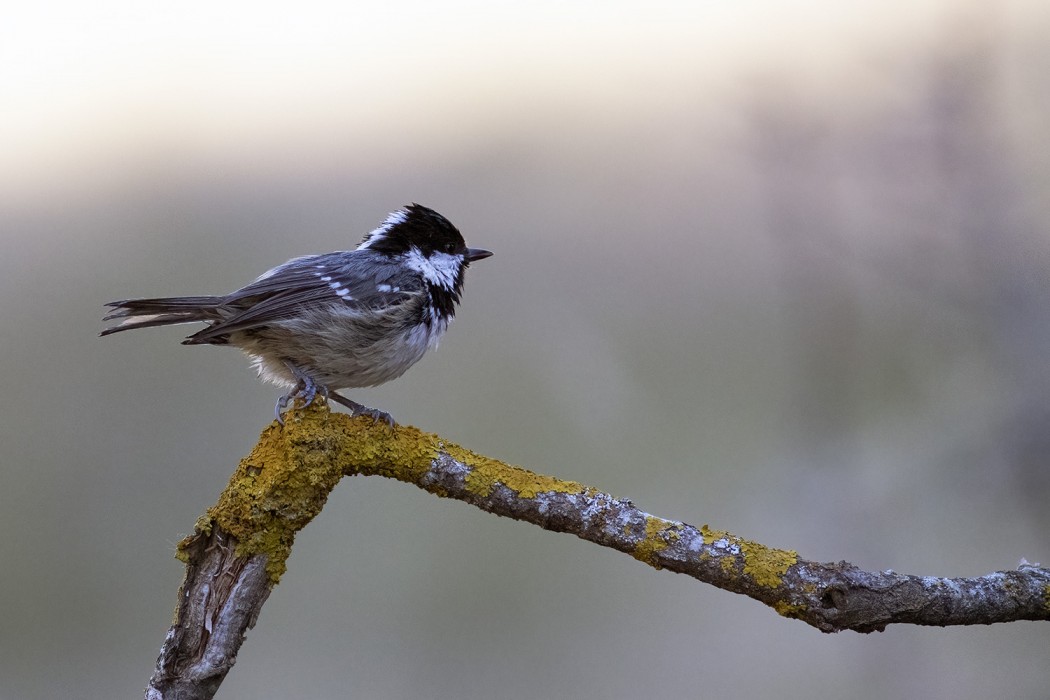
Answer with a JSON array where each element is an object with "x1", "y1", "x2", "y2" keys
[
  {"x1": 328, "y1": 392, "x2": 395, "y2": 428},
  {"x1": 274, "y1": 394, "x2": 291, "y2": 424},
  {"x1": 274, "y1": 361, "x2": 392, "y2": 427},
  {"x1": 355, "y1": 405, "x2": 395, "y2": 428},
  {"x1": 274, "y1": 372, "x2": 329, "y2": 425}
]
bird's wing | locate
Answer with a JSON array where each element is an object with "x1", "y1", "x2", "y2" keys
[{"x1": 185, "y1": 252, "x2": 421, "y2": 342}]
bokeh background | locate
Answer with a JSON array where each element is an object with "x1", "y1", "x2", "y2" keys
[{"x1": 3, "y1": 1, "x2": 1049, "y2": 698}]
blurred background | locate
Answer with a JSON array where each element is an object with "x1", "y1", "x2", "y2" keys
[{"x1": 2, "y1": 1, "x2": 1048, "y2": 698}]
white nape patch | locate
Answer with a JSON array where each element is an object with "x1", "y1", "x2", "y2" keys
[
  {"x1": 404, "y1": 247, "x2": 460, "y2": 289},
  {"x1": 357, "y1": 208, "x2": 410, "y2": 250}
]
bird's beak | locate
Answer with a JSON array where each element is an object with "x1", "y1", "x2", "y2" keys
[{"x1": 466, "y1": 248, "x2": 493, "y2": 262}]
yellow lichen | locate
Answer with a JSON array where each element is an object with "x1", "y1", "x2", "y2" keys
[
  {"x1": 773, "y1": 600, "x2": 806, "y2": 618},
  {"x1": 719, "y1": 554, "x2": 738, "y2": 577},
  {"x1": 699, "y1": 524, "x2": 796, "y2": 588},
  {"x1": 199, "y1": 414, "x2": 344, "y2": 580},
  {"x1": 453, "y1": 445, "x2": 588, "y2": 499},
  {"x1": 633, "y1": 516, "x2": 681, "y2": 569},
  {"x1": 701, "y1": 525, "x2": 731, "y2": 546},
  {"x1": 740, "y1": 541, "x2": 797, "y2": 588},
  {"x1": 180, "y1": 404, "x2": 451, "y2": 582}
]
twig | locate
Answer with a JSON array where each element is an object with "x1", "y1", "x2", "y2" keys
[{"x1": 145, "y1": 403, "x2": 1050, "y2": 699}]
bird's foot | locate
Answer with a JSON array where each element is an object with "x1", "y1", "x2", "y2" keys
[
  {"x1": 329, "y1": 392, "x2": 395, "y2": 428},
  {"x1": 275, "y1": 364, "x2": 329, "y2": 425}
]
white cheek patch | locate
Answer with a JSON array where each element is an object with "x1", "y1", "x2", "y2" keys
[{"x1": 404, "y1": 248, "x2": 460, "y2": 289}]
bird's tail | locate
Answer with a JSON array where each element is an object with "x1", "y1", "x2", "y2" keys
[{"x1": 100, "y1": 296, "x2": 224, "y2": 336}]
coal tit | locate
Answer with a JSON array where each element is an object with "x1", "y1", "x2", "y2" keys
[{"x1": 101, "y1": 203, "x2": 492, "y2": 425}]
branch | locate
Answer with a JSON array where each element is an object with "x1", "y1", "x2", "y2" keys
[{"x1": 146, "y1": 403, "x2": 1050, "y2": 699}]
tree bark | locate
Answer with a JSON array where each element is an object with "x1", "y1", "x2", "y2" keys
[{"x1": 145, "y1": 404, "x2": 1050, "y2": 699}]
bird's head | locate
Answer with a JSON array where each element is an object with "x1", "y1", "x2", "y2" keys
[{"x1": 358, "y1": 204, "x2": 492, "y2": 291}]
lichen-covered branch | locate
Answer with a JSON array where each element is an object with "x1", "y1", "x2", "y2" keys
[{"x1": 146, "y1": 403, "x2": 1050, "y2": 699}]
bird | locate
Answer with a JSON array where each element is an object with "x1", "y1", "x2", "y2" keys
[{"x1": 101, "y1": 203, "x2": 492, "y2": 426}]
